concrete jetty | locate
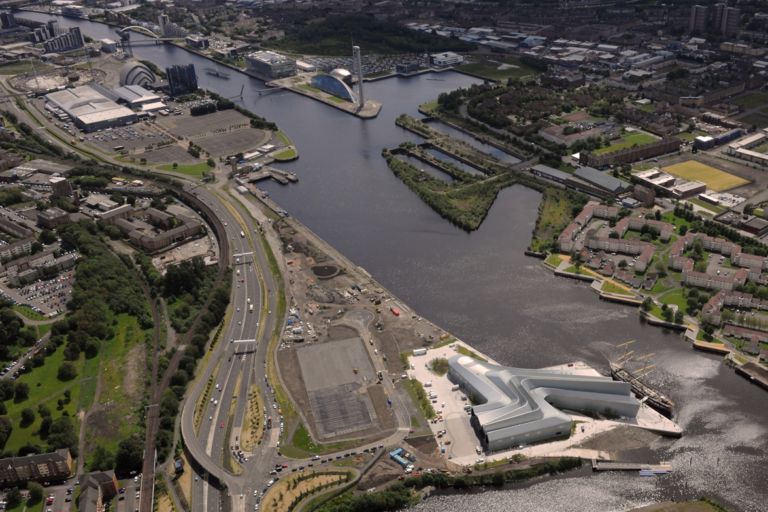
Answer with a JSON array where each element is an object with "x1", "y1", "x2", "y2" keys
[
  {"x1": 245, "y1": 166, "x2": 298, "y2": 186},
  {"x1": 735, "y1": 362, "x2": 768, "y2": 391}
]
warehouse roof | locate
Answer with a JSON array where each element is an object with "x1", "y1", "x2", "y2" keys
[
  {"x1": 45, "y1": 86, "x2": 136, "y2": 127},
  {"x1": 574, "y1": 166, "x2": 629, "y2": 193},
  {"x1": 112, "y1": 85, "x2": 161, "y2": 105}
]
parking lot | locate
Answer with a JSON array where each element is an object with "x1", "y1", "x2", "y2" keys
[
  {"x1": 407, "y1": 343, "x2": 487, "y2": 464},
  {"x1": 296, "y1": 337, "x2": 378, "y2": 438},
  {"x1": 0, "y1": 268, "x2": 75, "y2": 317},
  {"x1": 84, "y1": 123, "x2": 172, "y2": 153}
]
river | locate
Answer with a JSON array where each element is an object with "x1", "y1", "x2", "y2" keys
[{"x1": 17, "y1": 13, "x2": 768, "y2": 511}]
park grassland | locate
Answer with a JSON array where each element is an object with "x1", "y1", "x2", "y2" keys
[
  {"x1": 456, "y1": 56, "x2": 539, "y2": 82},
  {"x1": 592, "y1": 131, "x2": 658, "y2": 155},
  {"x1": 530, "y1": 188, "x2": 587, "y2": 253},
  {"x1": 732, "y1": 91, "x2": 768, "y2": 109},
  {"x1": 158, "y1": 162, "x2": 210, "y2": 178},
  {"x1": 382, "y1": 150, "x2": 513, "y2": 231},
  {"x1": 1, "y1": 314, "x2": 147, "y2": 456},
  {"x1": 663, "y1": 161, "x2": 748, "y2": 192}
]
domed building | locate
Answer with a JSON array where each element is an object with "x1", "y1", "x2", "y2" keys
[
  {"x1": 119, "y1": 61, "x2": 156, "y2": 86},
  {"x1": 310, "y1": 68, "x2": 358, "y2": 104}
]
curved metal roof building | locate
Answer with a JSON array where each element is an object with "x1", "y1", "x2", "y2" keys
[
  {"x1": 119, "y1": 61, "x2": 156, "y2": 87},
  {"x1": 448, "y1": 355, "x2": 640, "y2": 452}
]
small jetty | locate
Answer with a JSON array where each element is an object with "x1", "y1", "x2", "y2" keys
[
  {"x1": 245, "y1": 166, "x2": 298, "y2": 186},
  {"x1": 592, "y1": 459, "x2": 672, "y2": 474}
]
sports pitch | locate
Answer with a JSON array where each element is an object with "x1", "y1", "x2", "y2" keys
[{"x1": 663, "y1": 161, "x2": 749, "y2": 192}]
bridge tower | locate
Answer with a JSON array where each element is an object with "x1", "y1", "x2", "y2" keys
[{"x1": 352, "y1": 45, "x2": 364, "y2": 109}]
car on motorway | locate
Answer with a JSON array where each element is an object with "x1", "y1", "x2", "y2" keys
[{"x1": 219, "y1": 421, "x2": 225, "y2": 429}]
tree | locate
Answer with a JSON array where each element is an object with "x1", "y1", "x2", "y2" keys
[
  {"x1": 115, "y1": 435, "x2": 145, "y2": 476},
  {"x1": 13, "y1": 382, "x2": 29, "y2": 403},
  {"x1": 206, "y1": 158, "x2": 215, "y2": 168},
  {"x1": 31, "y1": 242, "x2": 43, "y2": 254},
  {"x1": 57, "y1": 362, "x2": 77, "y2": 381},
  {"x1": 618, "y1": 259, "x2": 628, "y2": 269},
  {"x1": 0, "y1": 416, "x2": 12, "y2": 449},
  {"x1": 90, "y1": 445, "x2": 115, "y2": 471},
  {"x1": 20, "y1": 408, "x2": 35, "y2": 428},
  {"x1": 47, "y1": 416, "x2": 77, "y2": 452},
  {"x1": 39, "y1": 229, "x2": 57, "y2": 245},
  {"x1": 28, "y1": 482, "x2": 44, "y2": 505},
  {"x1": 679, "y1": 225, "x2": 688, "y2": 236},
  {"x1": 5, "y1": 488, "x2": 21, "y2": 509},
  {"x1": 642, "y1": 297, "x2": 652, "y2": 311}
]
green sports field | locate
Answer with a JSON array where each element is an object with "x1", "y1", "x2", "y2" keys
[
  {"x1": 593, "y1": 131, "x2": 658, "y2": 155},
  {"x1": 663, "y1": 161, "x2": 749, "y2": 191}
]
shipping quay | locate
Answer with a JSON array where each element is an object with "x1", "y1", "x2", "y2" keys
[{"x1": 735, "y1": 362, "x2": 768, "y2": 391}]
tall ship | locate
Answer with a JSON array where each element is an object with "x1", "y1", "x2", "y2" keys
[{"x1": 609, "y1": 341, "x2": 675, "y2": 418}]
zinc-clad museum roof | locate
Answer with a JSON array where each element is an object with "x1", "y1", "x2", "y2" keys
[{"x1": 448, "y1": 355, "x2": 640, "y2": 451}]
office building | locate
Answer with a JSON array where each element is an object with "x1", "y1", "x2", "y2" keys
[
  {"x1": 689, "y1": 5, "x2": 708, "y2": 33},
  {"x1": 430, "y1": 52, "x2": 464, "y2": 67},
  {"x1": 245, "y1": 51, "x2": 296, "y2": 80},
  {"x1": 0, "y1": 11, "x2": 16, "y2": 29},
  {"x1": 43, "y1": 27, "x2": 84, "y2": 54},
  {"x1": 719, "y1": 6, "x2": 740, "y2": 36},
  {"x1": 166, "y1": 64, "x2": 198, "y2": 96}
]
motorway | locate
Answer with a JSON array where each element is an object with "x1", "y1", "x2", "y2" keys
[
  {"x1": 0, "y1": 88, "x2": 414, "y2": 512},
  {"x1": 180, "y1": 182, "x2": 282, "y2": 512}
]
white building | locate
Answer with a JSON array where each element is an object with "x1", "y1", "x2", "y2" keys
[{"x1": 430, "y1": 52, "x2": 464, "y2": 67}]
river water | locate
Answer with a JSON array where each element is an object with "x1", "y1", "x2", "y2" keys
[{"x1": 18, "y1": 13, "x2": 768, "y2": 511}]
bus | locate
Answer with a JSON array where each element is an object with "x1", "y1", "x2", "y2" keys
[
  {"x1": 239, "y1": 231, "x2": 245, "y2": 238},
  {"x1": 249, "y1": 304, "x2": 254, "y2": 313},
  {"x1": 113, "y1": 145, "x2": 125, "y2": 151}
]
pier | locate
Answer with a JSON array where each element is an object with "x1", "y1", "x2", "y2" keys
[
  {"x1": 591, "y1": 460, "x2": 672, "y2": 473},
  {"x1": 245, "y1": 167, "x2": 298, "y2": 186}
]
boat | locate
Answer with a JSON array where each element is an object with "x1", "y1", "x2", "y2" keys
[
  {"x1": 205, "y1": 68, "x2": 230, "y2": 79},
  {"x1": 610, "y1": 362, "x2": 675, "y2": 418}
]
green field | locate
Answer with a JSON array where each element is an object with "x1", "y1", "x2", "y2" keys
[
  {"x1": 0, "y1": 61, "x2": 52, "y2": 75},
  {"x1": 601, "y1": 280, "x2": 632, "y2": 295},
  {"x1": 158, "y1": 162, "x2": 209, "y2": 178},
  {"x1": 272, "y1": 148, "x2": 298, "y2": 161},
  {"x1": 1, "y1": 314, "x2": 145, "y2": 456},
  {"x1": 737, "y1": 111, "x2": 768, "y2": 129},
  {"x1": 659, "y1": 288, "x2": 687, "y2": 310},
  {"x1": 3, "y1": 345, "x2": 85, "y2": 453},
  {"x1": 456, "y1": 57, "x2": 538, "y2": 82},
  {"x1": 663, "y1": 161, "x2": 748, "y2": 192},
  {"x1": 732, "y1": 92, "x2": 768, "y2": 109},
  {"x1": 593, "y1": 131, "x2": 658, "y2": 155},
  {"x1": 12, "y1": 304, "x2": 47, "y2": 321}
]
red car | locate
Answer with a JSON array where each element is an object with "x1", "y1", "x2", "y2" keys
[{"x1": 219, "y1": 421, "x2": 225, "y2": 429}]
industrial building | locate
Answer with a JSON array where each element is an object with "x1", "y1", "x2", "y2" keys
[
  {"x1": 100, "y1": 206, "x2": 204, "y2": 252},
  {"x1": 572, "y1": 165, "x2": 630, "y2": 196},
  {"x1": 448, "y1": 355, "x2": 639, "y2": 452},
  {"x1": 78, "y1": 471, "x2": 118, "y2": 512},
  {"x1": 245, "y1": 51, "x2": 296, "y2": 80},
  {"x1": 45, "y1": 85, "x2": 137, "y2": 132}
]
